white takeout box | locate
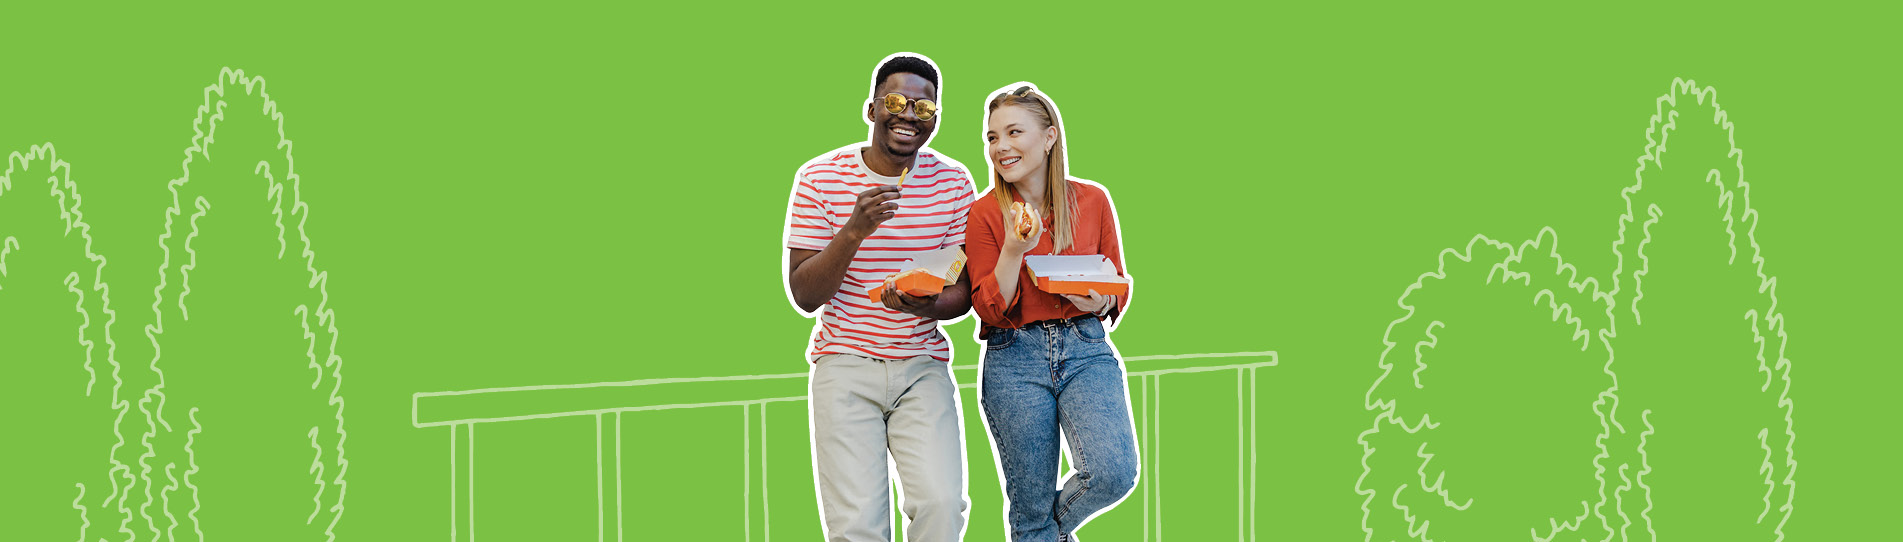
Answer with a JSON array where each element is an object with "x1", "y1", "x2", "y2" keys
[
  {"x1": 908, "y1": 245, "x2": 965, "y2": 284},
  {"x1": 868, "y1": 245, "x2": 966, "y2": 300},
  {"x1": 1023, "y1": 255, "x2": 1129, "y2": 297}
]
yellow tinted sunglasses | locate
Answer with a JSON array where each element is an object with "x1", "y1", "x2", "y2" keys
[{"x1": 882, "y1": 93, "x2": 938, "y2": 121}]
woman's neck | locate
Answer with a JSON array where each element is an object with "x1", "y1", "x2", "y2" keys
[{"x1": 1017, "y1": 168, "x2": 1050, "y2": 211}]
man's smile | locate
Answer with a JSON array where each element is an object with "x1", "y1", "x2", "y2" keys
[{"x1": 890, "y1": 124, "x2": 920, "y2": 141}]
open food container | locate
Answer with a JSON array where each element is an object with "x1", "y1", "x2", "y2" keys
[
  {"x1": 868, "y1": 245, "x2": 967, "y2": 301},
  {"x1": 1023, "y1": 255, "x2": 1129, "y2": 297}
]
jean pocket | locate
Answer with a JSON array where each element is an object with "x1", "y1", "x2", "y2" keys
[
  {"x1": 985, "y1": 328, "x2": 1017, "y2": 350},
  {"x1": 1073, "y1": 318, "x2": 1108, "y2": 343}
]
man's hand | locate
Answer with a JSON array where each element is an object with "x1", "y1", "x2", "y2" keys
[
  {"x1": 882, "y1": 288, "x2": 939, "y2": 317},
  {"x1": 841, "y1": 185, "x2": 902, "y2": 242}
]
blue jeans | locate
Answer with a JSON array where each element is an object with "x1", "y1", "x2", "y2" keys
[{"x1": 979, "y1": 316, "x2": 1140, "y2": 541}]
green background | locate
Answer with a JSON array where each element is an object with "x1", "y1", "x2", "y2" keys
[{"x1": 2, "y1": 1, "x2": 1897, "y2": 539}]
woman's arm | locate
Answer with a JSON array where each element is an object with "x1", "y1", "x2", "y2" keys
[
  {"x1": 992, "y1": 247, "x2": 1026, "y2": 304},
  {"x1": 968, "y1": 201, "x2": 1032, "y2": 326},
  {"x1": 992, "y1": 202, "x2": 1040, "y2": 305},
  {"x1": 1100, "y1": 185, "x2": 1131, "y2": 319}
]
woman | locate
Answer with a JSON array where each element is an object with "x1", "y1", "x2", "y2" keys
[{"x1": 967, "y1": 83, "x2": 1138, "y2": 542}]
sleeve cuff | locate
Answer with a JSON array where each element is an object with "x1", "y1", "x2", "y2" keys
[{"x1": 973, "y1": 272, "x2": 1020, "y2": 327}]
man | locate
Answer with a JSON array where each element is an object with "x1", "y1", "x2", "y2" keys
[{"x1": 782, "y1": 53, "x2": 975, "y2": 541}]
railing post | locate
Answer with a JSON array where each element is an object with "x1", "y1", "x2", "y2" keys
[
  {"x1": 742, "y1": 402, "x2": 770, "y2": 541},
  {"x1": 1154, "y1": 374, "x2": 1163, "y2": 541},
  {"x1": 599, "y1": 413, "x2": 622, "y2": 542},
  {"x1": 1237, "y1": 367, "x2": 1257, "y2": 541},
  {"x1": 742, "y1": 399, "x2": 772, "y2": 540},
  {"x1": 753, "y1": 401, "x2": 761, "y2": 540},
  {"x1": 448, "y1": 424, "x2": 458, "y2": 542},
  {"x1": 449, "y1": 423, "x2": 475, "y2": 542},
  {"x1": 1139, "y1": 374, "x2": 1148, "y2": 542},
  {"x1": 1139, "y1": 373, "x2": 1163, "y2": 542},
  {"x1": 1248, "y1": 366, "x2": 1258, "y2": 542}
]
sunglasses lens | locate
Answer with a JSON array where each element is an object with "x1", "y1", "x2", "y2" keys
[
  {"x1": 914, "y1": 99, "x2": 937, "y2": 120},
  {"x1": 884, "y1": 94, "x2": 907, "y2": 114}
]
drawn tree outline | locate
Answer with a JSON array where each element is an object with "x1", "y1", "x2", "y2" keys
[{"x1": 1357, "y1": 78, "x2": 1797, "y2": 541}]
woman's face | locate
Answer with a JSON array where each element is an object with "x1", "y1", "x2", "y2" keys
[{"x1": 986, "y1": 104, "x2": 1057, "y2": 186}]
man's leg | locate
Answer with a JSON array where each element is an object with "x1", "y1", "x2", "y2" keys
[
  {"x1": 811, "y1": 354, "x2": 895, "y2": 542},
  {"x1": 886, "y1": 355, "x2": 969, "y2": 541}
]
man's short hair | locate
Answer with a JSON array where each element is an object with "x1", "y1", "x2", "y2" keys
[{"x1": 872, "y1": 55, "x2": 940, "y2": 99}]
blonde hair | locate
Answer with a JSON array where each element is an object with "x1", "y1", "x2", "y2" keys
[{"x1": 988, "y1": 85, "x2": 1076, "y2": 252}]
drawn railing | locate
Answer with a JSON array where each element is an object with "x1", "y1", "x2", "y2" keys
[{"x1": 412, "y1": 351, "x2": 1276, "y2": 541}]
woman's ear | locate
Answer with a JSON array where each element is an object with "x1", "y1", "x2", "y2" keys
[{"x1": 1045, "y1": 126, "x2": 1058, "y2": 153}]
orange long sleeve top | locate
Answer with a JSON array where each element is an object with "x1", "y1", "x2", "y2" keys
[{"x1": 968, "y1": 179, "x2": 1132, "y2": 331}]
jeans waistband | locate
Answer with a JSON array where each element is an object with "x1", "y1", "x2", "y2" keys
[{"x1": 982, "y1": 314, "x2": 1097, "y2": 339}]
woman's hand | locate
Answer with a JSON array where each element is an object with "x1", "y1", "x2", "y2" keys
[
  {"x1": 1062, "y1": 290, "x2": 1114, "y2": 315},
  {"x1": 1001, "y1": 205, "x2": 1041, "y2": 256}
]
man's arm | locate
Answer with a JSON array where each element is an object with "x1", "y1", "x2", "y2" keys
[
  {"x1": 787, "y1": 245, "x2": 855, "y2": 314},
  {"x1": 787, "y1": 184, "x2": 902, "y2": 314}
]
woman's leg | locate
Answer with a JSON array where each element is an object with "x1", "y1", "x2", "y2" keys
[
  {"x1": 1052, "y1": 323, "x2": 1141, "y2": 536},
  {"x1": 981, "y1": 327, "x2": 1064, "y2": 542}
]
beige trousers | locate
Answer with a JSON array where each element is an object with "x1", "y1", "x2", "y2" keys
[{"x1": 809, "y1": 353, "x2": 969, "y2": 542}]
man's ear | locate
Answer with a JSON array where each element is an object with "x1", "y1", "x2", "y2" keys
[{"x1": 866, "y1": 99, "x2": 878, "y2": 124}]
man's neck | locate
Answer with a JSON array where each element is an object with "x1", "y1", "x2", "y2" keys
[{"x1": 861, "y1": 145, "x2": 915, "y2": 178}]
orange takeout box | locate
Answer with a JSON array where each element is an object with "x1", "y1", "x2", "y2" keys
[
  {"x1": 868, "y1": 245, "x2": 967, "y2": 302},
  {"x1": 1023, "y1": 255, "x2": 1129, "y2": 297}
]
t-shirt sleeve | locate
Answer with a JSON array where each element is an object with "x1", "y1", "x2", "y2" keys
[
  {"x1": 942, "y1": 169, "x2": 976, "y2": 249},
  {"x1": 785, "y1": 171, "x2": 834, "y2": 251}
]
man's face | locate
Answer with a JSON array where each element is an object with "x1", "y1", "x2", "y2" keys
[{"x1": 867, "y1": 72, "x2": 938, "y2": 158}]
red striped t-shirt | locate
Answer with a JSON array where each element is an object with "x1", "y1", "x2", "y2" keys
[{"x1": 784, "y1": 144, "x2": 976, "y2": 362}]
